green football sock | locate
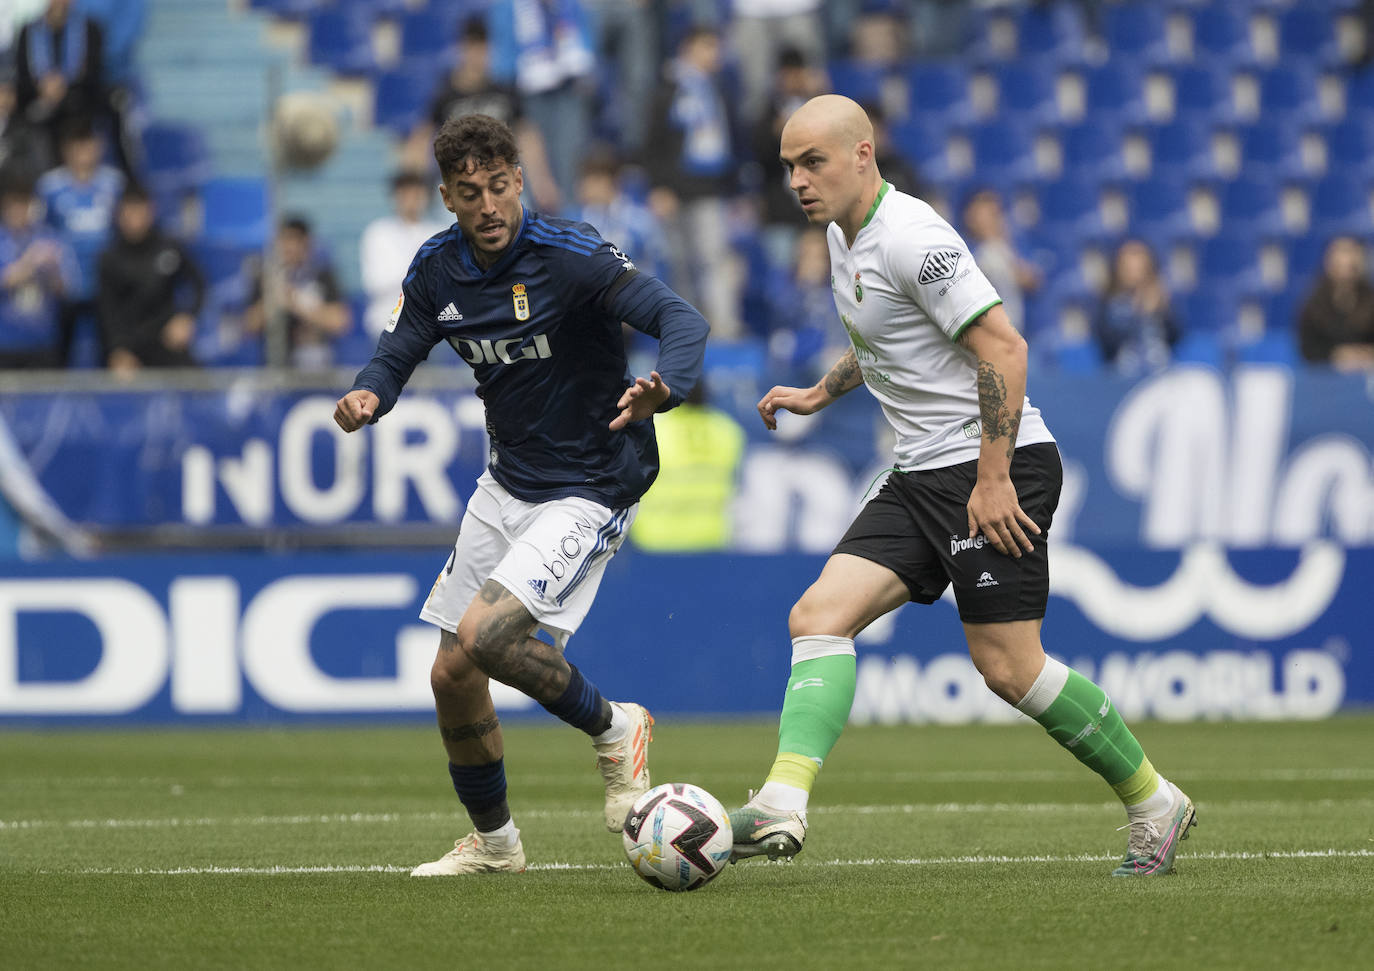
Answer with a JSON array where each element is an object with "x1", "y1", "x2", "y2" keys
[
  {"x1": 765, "y1": 640, "x2": 857, "y2": 793},
  {"x1": 1016, "y1": 656, "x2": 1160, "y2": 806}
]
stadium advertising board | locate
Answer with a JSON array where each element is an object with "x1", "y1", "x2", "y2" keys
[
  {"x1": 0, "y1": 364, "x2": 1369, "y2": 722},
  {"x1": 0, "y1": 548, "x2": 1367, "y2": 722}
]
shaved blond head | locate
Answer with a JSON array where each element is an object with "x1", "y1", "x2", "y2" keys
[
  {"x1": 779, "y1": 95, "x2": 882, "y2": 240},
  {"x1": 782, "y1": 95, "x2": 875, "y2": 156}
]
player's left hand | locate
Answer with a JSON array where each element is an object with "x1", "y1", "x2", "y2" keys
[
  {"x1": 967, "y1": 475, "x2": 1041, "y2": 559},
  {"x1": 610, "y1": 371, "x2": 671, "y2": 430}
]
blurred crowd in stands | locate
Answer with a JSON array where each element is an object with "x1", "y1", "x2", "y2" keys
[{"x1": 3, "y1": 0, "x2": 1374, "y2": 378}]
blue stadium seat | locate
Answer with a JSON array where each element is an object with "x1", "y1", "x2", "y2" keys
[
  {"x1": 965, "y1": 120, "x2": 1040, "y2": 188},
  {"x1": 888, "y1": 117, "x2": 955, "y2": 183},
  {"x1": 1277, "y1": 5, "x2": 1341, "y2": 65},
  {"x1": 1059, "y1": 123, "x2": 1128, "y2": 184},
  {"x1": 1195, "y1": 233, "x2": 1264, "y2": 295},
  {"x1": 250, "y1": 0, "x2": 326, "y2": 19},
  {"x1": 1081, "y1": 63, "x2": 1148, "y2": 127},
  {"x1": 1260, "y1": 286, "x2": 1304, "y2": 334},
  {"x1": 827, "y1": 60, "x2": 889, "y2": 109},
  {"x1": 1216, "y1": 176, "x2": 1285, "y2": 237},
  {"x1": 1145, "y1": 119, "x2": 1219, "y2": 180},
  {"x1": 1169, "y1": 65, "x2": 1238, "y2": 125},
  {"x1": 1172, "y1": 330, "x2": 1226, "y2": 368},
  {"x1": 1346, "y1": 67, "x2": 1374, "y2": 115},
  {"x1": 1052, "y1": 338, "x2": 1105, "y2": 374},
  {"x1": 374, "y1": 66, "x2": 435, "y2": 136},
  {"x1": 1035, "y1": 177, "x2": 1105, "y2": 240},
  {"x1": 1178, "y1": 290, "x2": 1238, "y2": 333},
  {"x1": 141, "y1": 122, "x2": 211, "y2": 199},
  {"x1": 1234, "y1": 122, "x2": 1306, "y2": 182},
  {"x1": 1011, "y1": 2, "x2": 1089, "y2": 65},
  {"x1": 1102, "y1": 3, "x2": 1171, "y2": 66},
  {"x1": 307, "y1": 8, "x2": 376, "y2": 76},
  {"x1": 1284, "y1": 233, "x2": 1327, "y2": 292},
  {"x1": 904, "y1": 62, "x2": 973, "y2": 129},
  {"x1": 1308, "y1": 174, "x2": 1374, "y2": 237},
  {"x1": 200, "y1": 177, "x2": 269, "y2": 248},
  {"x1": 1322, "y1": 120, "x2": 1374, "y2": 179},
  {"x1": 1189, "y1": 6, "x2": 1258, "y2": 68},
  {"x1": 399, "y1": 8, "x2": 456, "y2": 61},
  {"x1": 1256, "y1": 66, "x2": 1322, "y2": 124},
  {"x1": 1127, "y1": 176, "x2": 1194, "y2": 244},
  {"x1": 990, "y1": 61, "x2": 1060, "y2": 125},
  {"x1": 1234, "y1": 331, "x2": 1297, "y2": 365}
]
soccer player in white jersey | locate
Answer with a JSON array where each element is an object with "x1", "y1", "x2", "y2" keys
[{"x1": 728, "y1": 96, "x2": 1197, "y2": 877}]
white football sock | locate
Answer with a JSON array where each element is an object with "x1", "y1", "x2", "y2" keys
[
  {"x1": 756, "y1": 781, "x2": 809, "y2": 813},
  {"x1": 592, "y1": 702, "x2": 630, "y2": 746},
  {"x1": 479, "y1": 818, "x2": 520, "y2": 850},
  {"x1": 1125, "y1": 776, "x2": 1174, "y2": 820}
]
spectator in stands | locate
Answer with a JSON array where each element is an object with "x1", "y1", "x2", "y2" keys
[
  {"x1": 244, "y1": 215, "x2": 349, "y2": 370},
  {"x1": 962, "y1": 187, "x2": 1040, "y2": 333},
  {"x1": 645, "y1": 25, "x2": 744, "y2": 338},
  {"x1": 12, "y1": 0, "x2": 132, "y2": 174},
  {"x1": 752, "y1": 45, "x2": 825, "y2": 266},
  {"x1": 628, "y1": 380, "x2": 745, "y2": 552},
  {"x1": 38, "y1": 114, "x2": 122, "y2": 363},
  {"x1": 359, "y1": 170, "x2": 448, "y2": 339},
  {"x1": 1297, "y1": 235, "x2": 1374, "y2": 373},
  {"x1": 1094, "y1": 238, "x2": 1179, "y2": 375},
  {"x1": 568, "y1": 146, "x2": 667, "y2": 283},
  {"x1": 582, "y1": 0, "x2": 657, "y2": 153},
  {"x1": 729, "y1": 0, "x2": 826, "y2": 127},
  {"x1": 405, "y1": 16, "x2": 560, "y2": 212},
  {"x1": 767, "y1": 225, "x2": 838, "y2": 380},
  {"x1": 488, "y1": 0, "x2": 596, "y2": 208},
  {"x1": 0, "y1": 164, "x2": 75, "y2": 367},
  {"x1": 866, "y1": 101, "x2": 930, "y2": 203},
  {"x1": 97, "y1": 183, "x2": 203, "y2": 372}
]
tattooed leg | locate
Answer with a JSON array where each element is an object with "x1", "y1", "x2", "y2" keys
[
  {"x1": 431, "y1": 628, "x2": 505, "y2": 763},
  {"x1": 454, "y1": 580, "x2": 572, "y2": 705}
]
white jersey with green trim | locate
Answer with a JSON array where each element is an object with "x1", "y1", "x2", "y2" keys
[{"x1": 826, "y1": 182, "x2": 1055, "y2": 471}]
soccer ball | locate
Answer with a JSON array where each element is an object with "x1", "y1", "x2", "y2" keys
[{"x1": 621, "y1": 783, "x2": 733, "y2": 892}]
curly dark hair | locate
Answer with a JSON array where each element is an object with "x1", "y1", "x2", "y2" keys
[{"x1": 434, "y1": 114, "x2": 520, "y2": 182}]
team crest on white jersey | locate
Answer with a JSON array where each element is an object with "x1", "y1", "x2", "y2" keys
[
  {"x1": 512, "y1": 283, "x2": 530, "y2": 321},
  {"x1": 917, "y1": 249, "x2": 961, "y2": 285},
  {"x1": 854, "y1": 271, "x2": 864, "y2": 303}
]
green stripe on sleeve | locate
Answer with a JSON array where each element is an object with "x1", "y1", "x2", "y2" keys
[{"x1": 950, "y1": 299, "x2": 1003, "y2": 341}]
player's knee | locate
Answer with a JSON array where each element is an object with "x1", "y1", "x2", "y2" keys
[
  {"x1": 971, "y1": 652, "x2": 1024, "y2": 704},
  {"x1": 430, "y1": 632, "x2": 482, "y2": 698},
  {"x1": 788, "y1": 596, "x2": 841, "y2": 639}
]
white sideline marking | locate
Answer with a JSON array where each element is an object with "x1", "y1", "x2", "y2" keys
[
  {"x1": 4, "y1": 766, "x2": 1374, "y2": 790},
  {"x1": 45, "y1": 849, "x2": 1374, "y2": 876},
  {"x1": 6, "y1": 799, "x2": 1374, "y2": 833}
]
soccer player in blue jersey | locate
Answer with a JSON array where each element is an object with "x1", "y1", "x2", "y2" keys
[{"x1": 334, "y1": 114, "x2": 709, "y2": 876}]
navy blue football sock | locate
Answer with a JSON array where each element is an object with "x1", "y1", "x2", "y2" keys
[
  {"x1": 540, "y1": 663, "x2": 614, "y2": 736},
  {"x1": 449, "y1": 760, "x2": 511, "y2": 832}
]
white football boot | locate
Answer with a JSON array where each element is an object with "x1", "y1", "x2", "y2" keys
[
  {"x1": 595, "y1": 702, "x2": 654, "y2": 831},
  {"x1": 1112, "y1": 781, "x2": 1198, "y2": 877},
  {"x1": 410, "y1": 831, "x2": 526, "y2": 876},
  {"x1": 728, "y1": 792, "x2": 808, "y2": 862}
]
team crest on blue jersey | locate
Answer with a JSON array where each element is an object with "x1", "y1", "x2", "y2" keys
[{"x1": 512, "y1": 283, "x2": 530, "y2": 321}]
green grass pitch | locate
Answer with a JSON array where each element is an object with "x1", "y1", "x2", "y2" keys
[{"x1": 3, "y1": 715, "x2": 1372, "y2": 970}]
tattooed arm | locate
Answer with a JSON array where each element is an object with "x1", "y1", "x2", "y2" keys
[
  {"x1": 957, "y1": 304, "x2": 1042, "y2": 558},
  {"x1": 757, "y1": 348, "x2": 863, "y2": 430}
]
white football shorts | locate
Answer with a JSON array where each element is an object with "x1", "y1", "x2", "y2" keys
[{"x1": 419, "y1": 470, "x2": 636, "y2": 647}]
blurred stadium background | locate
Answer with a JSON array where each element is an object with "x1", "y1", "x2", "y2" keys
[{"x1": 0, "y1": 0, "x2": 1370, "y2": 726}]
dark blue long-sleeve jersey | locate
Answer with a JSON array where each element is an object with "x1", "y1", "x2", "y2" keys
[{"x1": 350, "y1": 208, "x2": 709, "y2": 509}]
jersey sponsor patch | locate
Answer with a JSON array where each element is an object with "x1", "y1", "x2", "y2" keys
[
  {"x1": 917, "y1": 249, "x2": 961, "y2": 285},
  {"x1": 385, "y1": 292, "x2": 403, "y2": 332}
]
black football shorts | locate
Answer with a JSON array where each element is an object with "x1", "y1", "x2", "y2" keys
[{"x1": 833, "y1": 442, "x2": 1063, "y2": 624}]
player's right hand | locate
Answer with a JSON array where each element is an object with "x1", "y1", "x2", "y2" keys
[
  {"x1": 757, "y1": 385, "x2": 825, "y2": 430},
  {"x1": 334, "y1": 389, "x2": 379, "y2": 432}
]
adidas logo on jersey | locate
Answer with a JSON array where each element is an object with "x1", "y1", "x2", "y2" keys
[
  {"x1": 437, "y1": 302, "x2": 464, "y2": 321},
  {"x1": 527, "y1": 578, "x2": 548, "y2": 600},
  {"x1": 976, "y1": 572, "x2": 999, "y2": 587}
]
